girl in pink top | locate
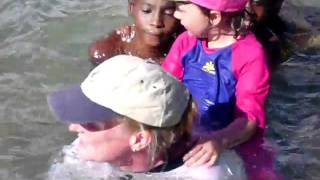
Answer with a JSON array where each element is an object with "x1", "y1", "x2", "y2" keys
[{"x1": 162, "y1": 0, "x2": 282, "y2": 179}]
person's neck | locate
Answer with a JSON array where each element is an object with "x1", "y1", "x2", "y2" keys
[
  {"x1": 119, "y1": 150, "x2": 165, "y2": 173},
  {"x1": 127, "y1": 35, "x2": 169, "y2": 64},
  {"x1": 206, "y1": 28, "x2": 236, "y2": 49}
]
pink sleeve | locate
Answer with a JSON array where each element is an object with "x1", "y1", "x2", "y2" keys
[
  {"x1": 162, "y1": 32, "x2": 197, "y2": 80},
  {"x1": 233, "y1": 39, "x2": 270, "y2": 129}
]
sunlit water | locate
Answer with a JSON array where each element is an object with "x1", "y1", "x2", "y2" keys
[{"x1": 0, "y1": 0, "x2": 319, "y2": 179}]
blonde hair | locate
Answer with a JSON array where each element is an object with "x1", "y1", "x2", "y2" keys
[{"x1": 123, "y1": 98, "x2": 198, "y2": 169}]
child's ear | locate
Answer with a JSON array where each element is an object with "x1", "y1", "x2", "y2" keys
[
  {"x1": 128, "y1": 0, "x2": 134, "y2": 15},
  {"x1": 129, "y1": 130, "x2": 152, "y2": 152},
  {"x1": 209, "y1": 10, "x2": 222, "y2": 26}
]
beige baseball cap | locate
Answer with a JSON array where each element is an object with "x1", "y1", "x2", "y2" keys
[{"x1": 48, "y1": 55, "x2": 190, "y2": 128}]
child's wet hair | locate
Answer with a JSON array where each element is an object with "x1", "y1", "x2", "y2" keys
[
  {"x1": 228, "y1": 10, "x2": 252, "y2": 38},
  {"x1": 197, "y1": 5, "x2": 252, "y2": 38}
]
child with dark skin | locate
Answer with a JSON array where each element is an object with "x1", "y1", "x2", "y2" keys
[
  {"x1": 89, "y1": 0, "x2": 182, "y2": 65},
  {"x1": 96, "y1": 0, "x2": 287, "y2": 71}
]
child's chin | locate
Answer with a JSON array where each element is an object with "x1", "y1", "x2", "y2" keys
[{"x1": 187, "y1": 31, "x2": 207, "y2": 38}]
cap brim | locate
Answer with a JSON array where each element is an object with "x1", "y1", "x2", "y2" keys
[{"x1": 47, "y1": 85, "x2": 118, "y2": 124}]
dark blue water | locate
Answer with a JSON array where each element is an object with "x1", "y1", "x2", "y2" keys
[{"x1": 267, "y1": 49, "x2": 320, "y2": 180}]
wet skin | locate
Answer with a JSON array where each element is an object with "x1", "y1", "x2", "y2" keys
[
  {"x1": 68, "y1": 120, "x2": 196, "y2": 172},
  {"x1": 173, "y1": 3, "x2": 210, "y2": 38},
  {"x1": 89, "y1": 0, "x2": 181, "y2": 65},
  {"x1": 131, "y1": 0, "x2": 178, "y2": 47},
  {"x1": 69, "y1": 121, "x2": 134, "y2": 166}
]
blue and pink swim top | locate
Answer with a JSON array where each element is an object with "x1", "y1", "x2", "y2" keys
[{"x1": 162, "y1": 31, "x2": 270, "y2": 131}]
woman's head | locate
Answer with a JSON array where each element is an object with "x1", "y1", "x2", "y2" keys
[
  {"x1": 66, "y1": 98, "x2": 196, "y2": 171},
  {"x1": 48, "y1": 55, "x2": 194, "y2": 172},
  {"x1": 124, "y1": 97, "x2": 197, "y2": 168},
  {"x1": 128, "y1": 0, "x2": 181, "y2": 47},
  {"x1": 172, "y1": 0, "x2": 250, "y2": 38}
]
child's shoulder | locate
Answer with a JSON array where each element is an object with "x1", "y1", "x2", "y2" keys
[
  {"x1": 176, "y1": 31, "x2": 197, "y2": 42},
  {"x1": 88, "y1": 31, "x2": 124, "y2": 65},
  {"x1": 235, "y1": 33, "x2": 264, "y2": 51},
  {"x1": 231, "y1": 33, "x2": 268, "y2": 73},
  {"x1": 233, "y1": 33, "x2": 265, "y2": 60},
  {"x1": 172, "y1": 31, "x2": 198, "y2": 51}
]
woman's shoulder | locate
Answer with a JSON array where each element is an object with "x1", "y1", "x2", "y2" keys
[{"x1": 165, "y1": 150, "x2": 246, "y2": 180}]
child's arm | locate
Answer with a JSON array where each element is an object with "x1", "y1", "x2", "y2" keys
[
  {"x1": 88, "y1": 31, "x2": 123, "y2": 66},
  {"x1": 183, "y1": 117, "x2": 257, "y2": 167},
  {"x1": 214, "y1": 45, "x2": 270, "y2": 149}
]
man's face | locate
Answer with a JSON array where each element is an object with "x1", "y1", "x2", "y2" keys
[
  {"x1": 68, "y1": 120, "x2": 133, "y2": 167},
  {"x1": 174, "y1": 2, "x2": 210, "y2": 37},
  {"x1": 130, "y1": 0, "x2": 179, "y2": 46}
]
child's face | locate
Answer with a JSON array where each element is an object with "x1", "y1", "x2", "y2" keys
[
  {"x1": 174, "y1": 2, "x2": 210, "y2": 38},
  {"x1": 130, "y1": 0, "x2": 179, "y2": 47}
]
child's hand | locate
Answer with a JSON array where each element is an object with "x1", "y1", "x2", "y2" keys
[
  {"x1": 116, "y1": 24, "x2": 135, "y2": 43},
  {"x1": 183, "y1": 137, "x2": 223, "y2": 167}
]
